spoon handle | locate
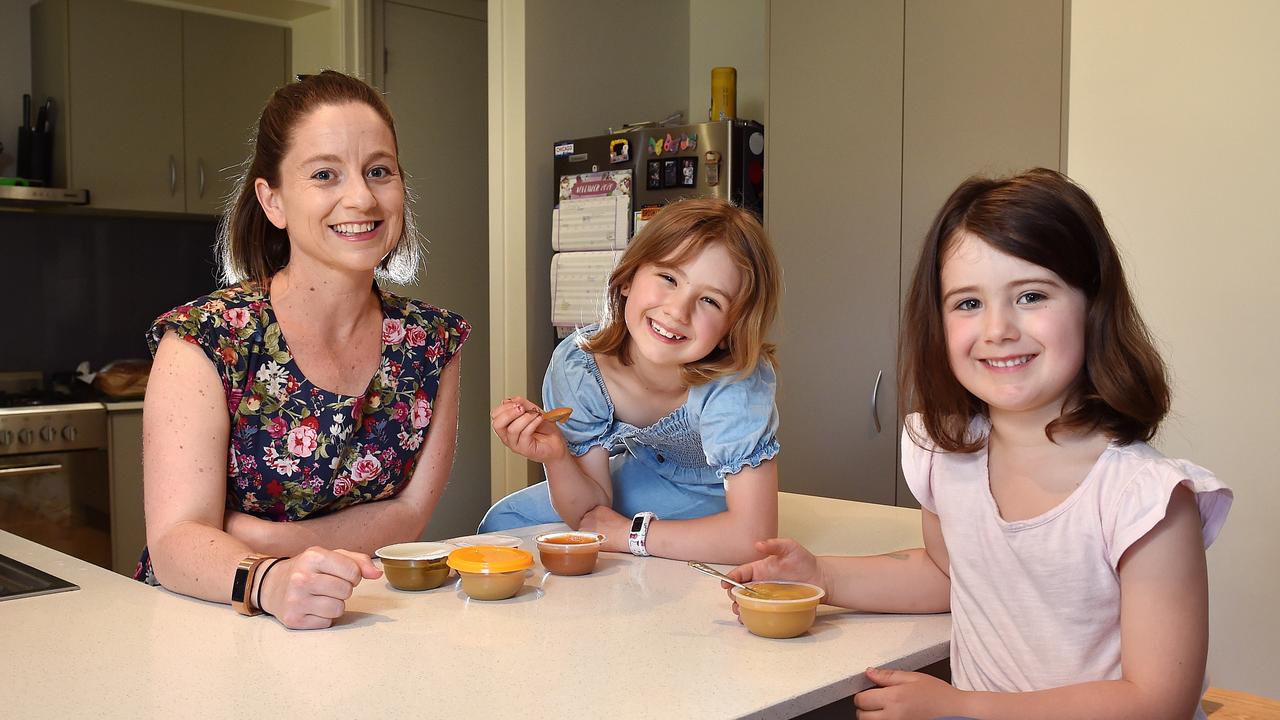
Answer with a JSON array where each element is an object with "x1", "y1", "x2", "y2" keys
[{"x1": 687, "y1": 561, "x2": 763, "y2": 596}]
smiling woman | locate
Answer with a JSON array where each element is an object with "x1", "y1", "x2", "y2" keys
[{"x1": 136, "y1": 71, "x2": 469, "y2": 630}]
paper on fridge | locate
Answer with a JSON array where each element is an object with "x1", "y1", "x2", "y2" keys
[
  {"x1": 552, "y1": 170, "x2": 633, "y2": 251},
  {"x1": 550, "y1": 250, "x2": 623, "y2": 329}
]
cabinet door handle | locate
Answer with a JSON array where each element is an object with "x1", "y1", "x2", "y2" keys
[
  {"x1": 198, "y1": 159, "x2": 206, "y2": 198},
  {"x1": 870, "y1": 369, "x2": 883, "y2": 433},
  {"x1": 0, "y1": 463, "x2": 64, "y2": 478},
  {"x1": 169, "y1": 155, "x2": 177, "y2": 196}
]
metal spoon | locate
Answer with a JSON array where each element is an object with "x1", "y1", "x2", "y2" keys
[{"x1": 687, "y1": 561, "x2": 766, "y2": 598}]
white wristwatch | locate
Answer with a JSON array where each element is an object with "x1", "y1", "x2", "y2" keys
[{"x1": 628, "y1": 511, "x2": 657, "y2": 556}]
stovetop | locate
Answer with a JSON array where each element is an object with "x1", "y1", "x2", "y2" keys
[
  {"x1": 0, "y1": 553, "x2": 79, "y2": 601},
  {"x1": 0, "y1": 372, "x2": 107, "y2": 409},
  {"x1": 0, "y1": 373, "x2": 110, "y2": 454}
]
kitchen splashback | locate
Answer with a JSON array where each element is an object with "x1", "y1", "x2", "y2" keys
[{"x1": 0, "y1": 212, "x2": 219, "y2": 372}]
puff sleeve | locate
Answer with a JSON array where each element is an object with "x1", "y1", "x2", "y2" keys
[
  {"x1": 690, "y1": 361, "x2": 781, "y2": 481},
  {"x1": 1103, "y1": 454, "x2": 1233, "y2": 569},
  {"x1": 541, "y1": 330, "x2": 612, "y2": 457},
  {"x1": 900, "y1": 413, "x2": 938, "y2": 514}
]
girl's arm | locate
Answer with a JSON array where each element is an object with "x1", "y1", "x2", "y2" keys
[
  {"x1": 727, "y1": 508, "x2": 952, "y2": 613},
  {"x1": 144, "y1": 333, "x2": 378, "y2": 628},
  {"x1": 856, "y1": 486, "x2": 1209, "y2": 720},
  {"x1": 819, "y1": 507, "x2": 952, "y2": 612},
  {"x1": 490, "y1": 398, "x2": 614, "y2": 527},
  {"x1": 582, "y1": 459, "x2": 780, "y2": 565},
  {"x1": 223, "y1": 352, "x2": 463, "y2": 556},
  {"x1": 543, "y1": 445, "x2": 612, "y2": 527}
]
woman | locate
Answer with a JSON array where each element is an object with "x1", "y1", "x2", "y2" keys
[{"x1": 139, "y1": 71, "x2": 469, "y2": 630}]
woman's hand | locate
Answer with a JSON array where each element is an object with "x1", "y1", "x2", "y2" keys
[
  {"x1": 723, "y1": 538, "x2": 824, "y2": 619},
  {"x1": 256, "y1": 547, "x2": 382, "y2": 630},
  {"x1": 490, "y1": 396, "x2": 569, "y2": 465},
  {"x1": 853, "y1": 667, "x2": 966, "y2": 720},
  {"x1": 579, "y1": 505, "x2": 631, "y2": 553}
]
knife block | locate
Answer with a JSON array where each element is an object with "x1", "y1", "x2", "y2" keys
[{"x1": 28, "y1": 128, "x2": 53, "y2": 186}]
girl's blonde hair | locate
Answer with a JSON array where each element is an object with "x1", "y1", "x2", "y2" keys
[{"x1": 582, "y1": 198, "x2": 781, "y2": 386}]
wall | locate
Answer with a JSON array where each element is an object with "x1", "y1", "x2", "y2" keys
[
  {"x1": 0, "y1": 0, "x2": 39, "y2": 178},
  {"x1": 688, "y1": 0, "x2": 766, "y2": 125},
  {"x1": 1068, "y1": 0, "x2": 1280, "y2": 697},
  {"x1": 517, "y1": 0, "x2": 690, "y2": 486}
]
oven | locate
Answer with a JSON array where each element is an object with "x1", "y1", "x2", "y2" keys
[{"x1": 0, "y1": 396, "x2": 113, "y2": 571}]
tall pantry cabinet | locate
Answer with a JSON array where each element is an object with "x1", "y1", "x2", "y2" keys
[{"x1": 768, "y1": 0, "x2": 1067, "y2": 505}]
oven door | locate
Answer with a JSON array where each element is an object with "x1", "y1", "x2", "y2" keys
[{"x1": 0, "y1": 449, "x2": 111, "y2": 569}]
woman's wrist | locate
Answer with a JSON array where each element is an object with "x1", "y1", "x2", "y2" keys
[{"x1": 251, "y1": 556, "x2": 288, "y2": 616}]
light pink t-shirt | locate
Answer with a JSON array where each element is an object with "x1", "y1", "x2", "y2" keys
[{"x1": 902, "y1": 414, "x2": 1232, "y2": 714}]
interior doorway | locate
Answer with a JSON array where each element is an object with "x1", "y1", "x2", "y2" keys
[{"x1": 375, "y1": 0, "x2": 489, "y2": 540}]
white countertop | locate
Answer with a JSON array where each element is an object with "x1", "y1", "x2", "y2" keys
[{"x1": 0, "y1": 493, "x2": 948, "y2": 719}]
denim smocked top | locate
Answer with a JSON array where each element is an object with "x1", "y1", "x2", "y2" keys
[{"x1": 543, "y1": 326, "x2": 780, "y2": 485}]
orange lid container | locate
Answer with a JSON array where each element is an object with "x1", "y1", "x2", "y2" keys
[{"x1": 447, "y1": 546, "x2": 533, "y2": 574}]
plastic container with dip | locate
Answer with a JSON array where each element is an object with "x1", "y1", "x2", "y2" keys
[
  {"x1": 731, "y1": 581, "x2": 827, "y2": 639},
  {"x1": 374, "y1": 541, "x2": 455, "y2": 591},
  {"x1": 447, "y1": 545, "x2": 534, "y2": 601},
  {"x1": 534, "y1": 531, "x2": 605, "y2": 576}
]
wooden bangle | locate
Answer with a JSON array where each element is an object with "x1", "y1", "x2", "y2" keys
[{"x1": 231, "y1": 554, "x2": 269, "y2": 616}]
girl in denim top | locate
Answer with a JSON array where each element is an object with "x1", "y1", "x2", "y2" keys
[{"x1": 481, "y1": 199, "x2": 782, "y2": 564}]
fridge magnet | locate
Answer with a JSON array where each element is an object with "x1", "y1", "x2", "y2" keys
[
  {"x1": 662, "y1": 158, "x2": 679, "y2": 188},
  {"x1": 704, "y1": 151, "x2": 722, "y2": 187},
  {"x1": 609, "y1": 138, "x2": 630, "y2": 164},
  {"x1": 650, "y1": 136, "x2": 663, "y2": 156},
  {"x1": 663, "y1": 133, "x2": 675, "y2": 153},
  {"x1": 678, "y1": 133, "x2": 698, "y2": 152},
  {"x1": 679, "y1": 156, "x2": 697, "y2": 187},
  {"x1": 554, "y1": 141, "x2": 574, "y2": 157},
  {"x1": 646, "y1": 160, "x2": 662, "y2": 190}
]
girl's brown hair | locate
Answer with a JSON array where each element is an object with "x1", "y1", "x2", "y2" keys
[
  {"x1": 582, "y1": 198, "x2": 781, "y2": 386},
  {"x1": 218, "y1": 70, "x2": 421, "y2": 288},
  {"x1": 899, "y1": 167, "x2": 1169, "y2": 452}
]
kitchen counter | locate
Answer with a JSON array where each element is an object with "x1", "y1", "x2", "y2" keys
[{"x1": 0, "y1": 493, "x2": 948, "y2": 719}]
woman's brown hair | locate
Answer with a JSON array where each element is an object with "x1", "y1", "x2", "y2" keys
[
  {"x1": 218, "y1": 70, "x2": 421, "y2": 288},
  {"x1": 899, "y1": 167, "x2": 1169, "y2": 452},
  {"x1": 582, "y1": 198, "x2": 781, "y2": 386}
]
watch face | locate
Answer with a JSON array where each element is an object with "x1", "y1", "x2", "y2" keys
[{"x1": 630, "y1": 515, "x2": 646, "y2": 533}]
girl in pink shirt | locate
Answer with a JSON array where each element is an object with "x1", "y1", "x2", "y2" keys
[{"x1": 728, "y1": 168, "x2": 1231, "y2": 719}]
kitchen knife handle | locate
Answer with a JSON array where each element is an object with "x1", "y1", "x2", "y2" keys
[
  {"x1": 870, "y1": 369, "x2": 883, "y2": 433},
  {"x1": 169, "y1": 155, "x2": 177, "y2": 196},
  {"x1": 198, "y1": 159, "x2": 205, "y2": 198}
]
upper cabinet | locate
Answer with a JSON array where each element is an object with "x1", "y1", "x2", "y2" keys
[
  {"x1": 182, "y1": 12, "x2": 290, "y2": 215},
  {"x1": 31, "y1": 0, "x2": 290, "y2": 214}
]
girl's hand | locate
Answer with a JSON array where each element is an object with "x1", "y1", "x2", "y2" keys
[
  {"x1": 723, "y1": 538, "x2": 824, "y2": 619},
  {"x1": 490, "y1": 396, "x2": 569, "y2": 464},
  {"x1": 256, "y1": 547, "x2": 382, "y2": 630},
  {"x1": 853, "y1": 667, "x2": 965, "y2": 720},
  {"x1": 579, "y1": 505, "x2": 630, "y2": 553}
]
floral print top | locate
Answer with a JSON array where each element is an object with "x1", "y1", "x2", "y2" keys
[{"x1": 134, "y1": 284, "x2": 469, "y2": 583}]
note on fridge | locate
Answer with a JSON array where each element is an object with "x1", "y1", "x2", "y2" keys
[
  {"x1": 550, "y1": 250, "x2": 623, "y2": 329},
  {"x1": 552, "y1": 170, "x2": 633, "y2": 251}
]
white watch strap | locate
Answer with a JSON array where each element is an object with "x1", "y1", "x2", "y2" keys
[{"x1": 629, "y1": 512, "x2": 655, "y2": 556}]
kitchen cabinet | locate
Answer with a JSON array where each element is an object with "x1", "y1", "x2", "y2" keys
[
  {"x1": 31, "y1": 0, "x2": 289, "y2": 214},
  {"x1": 768, "y1": 0, "x2": 1065, "y2": 505},
  {"x1": 106, "y1": 406, "x2": 145, "y2": 576}
]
